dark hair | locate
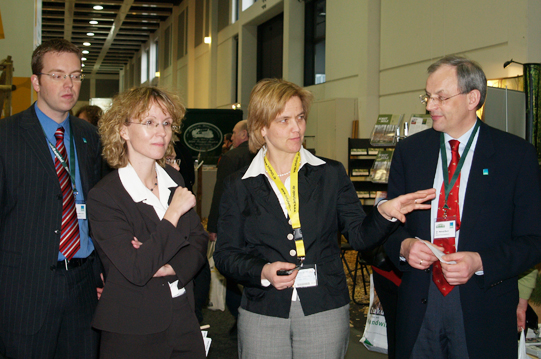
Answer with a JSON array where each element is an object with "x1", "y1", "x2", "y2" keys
[
  {"x1": 428, "y1": 55, "x2": 487, "y2": 110},
  {"x1": 32, "y1": 39, "x2": 82, "y2": 75},
  {"x1": 224, "y1": 133, "x2": 232, "y2": 141},
  {"x1": 76, "y1": 105, "x2": 104, "y2": 126}
]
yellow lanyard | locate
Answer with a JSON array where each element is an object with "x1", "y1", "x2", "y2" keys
[{"x1": 264, "y1": 152, "x2": 305, "y2": 259}]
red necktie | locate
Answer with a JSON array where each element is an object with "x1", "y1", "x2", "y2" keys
[
  {"x1": 55, "y1": 128, "x2": 81, "y2": 260},
  {"x1": 433, "y1": 139, "x2": 460, "y2": 296}
]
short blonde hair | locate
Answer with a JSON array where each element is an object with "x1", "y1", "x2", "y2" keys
[
  {"x1": 99, "y1": 86, "x2": 185, "y2": 168},
  {"x1": 247, "y1": 79, "x2": 313, "y2": 153}
]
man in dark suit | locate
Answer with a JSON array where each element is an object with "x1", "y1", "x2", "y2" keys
[
  {"x1": 0, "y1": 39, "x2": 102, "y2": 358},
  {"x1": 208, "y1": 119, "x2": 254, "y2": 326},
  {"x1": 384, "y1": 55, "x2": 541, "y2": 359}
]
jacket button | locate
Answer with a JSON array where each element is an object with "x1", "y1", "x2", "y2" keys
[
  {"x1": 421, "y1": 298, "x2": 427, "y2": 304},
  {"x1": 54, "y1": 230, "x2": 60, "y2": 235},
  {"x1": 289, "y1": 249, "x2": 296, "y2": 257},
  {"x1": 288, "y1": 219, "x2": 292, "y2": 225},
  {"x1": 287, "y1": 233, "x2": 294, "y2": 240},
  {"x1": 425, "y1": 268, "x2": 431, "y2": 273}
]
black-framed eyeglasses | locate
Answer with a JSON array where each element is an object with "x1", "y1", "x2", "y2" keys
[
  {"x1": 419, "y1": 92, "x2": 465, "y2": 106},
  {"x1": 38, "y1": 72, "x2": 85, "y2": 82}
]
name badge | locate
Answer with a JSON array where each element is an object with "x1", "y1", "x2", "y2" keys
[
  {"x1": 76, "y1": 203, "x2": 87, "y2": 220},
  {"x1": 434, "y1": 217, "x2": 456, "y2": 239},
  {"x1": 294, "y1": 264, "x2": 317, "y2": 288}
]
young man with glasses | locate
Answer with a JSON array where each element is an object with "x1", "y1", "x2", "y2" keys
[
  {"x1": 383, "y1": 55, "x2": 541, "y2": 359},
  {"x1": 0, "y1": 39, "x2": 103, "y2": 358}
]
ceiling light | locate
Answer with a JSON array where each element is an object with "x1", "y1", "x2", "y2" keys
[
  {"x1": 82, "y1": 50, "x2": 89, "y2": 54},
  {"x1": 82, "y1": 57, "x2": 87, "y2": 61},
  {"x1": 93, "y1": 5, "x2": 103, "y2": 10},
  {"x1": 89, "y1": 20, "x2": 98, "y2": 25},
  {"x1": 87, "y1": 32, "x2": 95, "y2": 36},
  {"x1": 82, "y1": 64, "x2": 86, "y2": 67},
  {"x1": 83, "y1": 42, "x2": 91, "y2": 46},
  {"x1": 155, "y1": 72, "x2": 160, "y2": 78},
  {"x1": 204, "y1": 37, "x2": 211, "y2": 44}
]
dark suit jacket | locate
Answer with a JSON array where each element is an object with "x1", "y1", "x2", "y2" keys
[
  {"x1": 0, "y1": 105, "x2": 103, "y2": 335},
  {"x1": 384, "y1": 121, "x2": 541, "y2": 359},
  {"x1": 207, "y1": 141, "x2": 254, "y2": 233},
  {"x1": 87, "y1": 166, "x2": 208, "y2": 335},
  {"x1": 214, "y1": 156, "x2": 397, "y2": 318}
]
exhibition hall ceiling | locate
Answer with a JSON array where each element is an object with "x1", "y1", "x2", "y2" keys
[{"x1": 41, "y1": 0, "x2": 183, "y2": 75}]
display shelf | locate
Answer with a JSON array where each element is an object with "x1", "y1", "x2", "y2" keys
[{"x1": 348, "y1": 138, "x2": 391, "y2": 212}]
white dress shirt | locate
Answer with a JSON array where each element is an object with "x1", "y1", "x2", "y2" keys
[{"x1": 119, "y1": 162, "x2": 186, "y2": 297}]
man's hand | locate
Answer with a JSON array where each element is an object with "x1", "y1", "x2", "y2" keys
[
  {"x1": 400, "y1": 238, "x2": 441, "y2": 269},
  {"x1": 517, "y1": 298, "x2": 528, "y2": 332},
  {"x1": 441, "y1": 251, "x2": 483, "y2": 285}
]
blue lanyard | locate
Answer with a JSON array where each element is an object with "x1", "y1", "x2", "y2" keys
[{"x1": 439, "y1": 120, "x2": 480, "y2": 209}]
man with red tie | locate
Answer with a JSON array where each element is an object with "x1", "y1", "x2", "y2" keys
[
  {"x1": 0, "y1": 39, "x2": 102, "y2": 358},
  {"x1": 384, "y1": 55, "x2": 541, "y2": 359}
]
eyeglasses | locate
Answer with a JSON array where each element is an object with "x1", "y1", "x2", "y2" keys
[
  {"x1": 165, "y1": 158, "x2": 181, "y2": 166},
  {"x1": 127, "y1": 120, "x2": 179, "y2": 132},
  {"x1": 419, "y1": 92, "x2": 465, "y2": 106},
  {"x1": 38, "y1": 72, "x2": 85, "y2": 82}
]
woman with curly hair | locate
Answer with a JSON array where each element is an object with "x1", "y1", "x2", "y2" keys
[{"x1": 87, "y1": 86, "x2": 207, "y2": 359}]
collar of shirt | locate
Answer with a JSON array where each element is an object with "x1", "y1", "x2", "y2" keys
[
  {"x1": 35, "y1": 102, "x2": 70, "y2": 145},
  {"x1": 242, "y1": 145, "x2": 326, "y2": 180},
  {"x1": 118, "y1": 162, "x2": 178, "y2": 220}
]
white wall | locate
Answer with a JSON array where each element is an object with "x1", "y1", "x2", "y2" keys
[
  {"x1": 0, "y1": 0, "x2": 35, "y2": 77},
  {"x1": 118, "y1": 0, "x2": 541, "y2": 164}
]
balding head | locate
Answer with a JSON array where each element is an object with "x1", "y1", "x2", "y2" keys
[{"x1": 232, "y1": 120, "x2": 248, "y2": 148}]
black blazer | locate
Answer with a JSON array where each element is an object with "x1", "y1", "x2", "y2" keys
[
  {"x1": 207, "y1": 141, "x2": 254, "y2": 233},
  {"x1": 87, "y1": 166, "x2": 208, "y2": 335},
  {"x1": 214, "y1": 156, "x2": 397, "y2": 318},
  {"x1": 0, "y1": 105, "x2": 103, "y2": 335},
  {"x1": 384, "y1": 121, "x2": 541, "y2": 359}
]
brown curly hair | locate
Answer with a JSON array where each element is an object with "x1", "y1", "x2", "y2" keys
[{"x1": 99, "y1": 86, "x2": 185, "y2": 168}]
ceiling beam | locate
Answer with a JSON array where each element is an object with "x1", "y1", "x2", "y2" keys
[
  {"x1": 63, "y1": 0, "x2": 75, "y2": 40},
  {"x1": 92, "y1": 0, "x2": 135, "y2": 75}
]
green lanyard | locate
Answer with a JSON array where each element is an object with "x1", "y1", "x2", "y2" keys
[
  {"x1": 439, "y1": 120, "x2": 479, "y2": 209},
  {"x1": 42, "y1": 126, "x2": 79, "y2": 194}
]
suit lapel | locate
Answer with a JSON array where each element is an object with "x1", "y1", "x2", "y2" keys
[
  {"x1": 71, "y1": 117, "x2": 94, "y2": 198},
  {"x1": 416, "y1": 131, "x2": 441, "y2": 239},
  {"x1": 459, "y1": 123, "x2": 495, "y2": 248},
  {"x1": 18, "y1": 106, "x2": 58, "y2": 183}
]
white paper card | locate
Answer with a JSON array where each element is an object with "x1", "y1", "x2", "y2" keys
[
  {"x1": 416, "y1": 237, "x2": 456, "y2": 264},
  {"x1": 294, "y1": 265, "x2": 318, "y2": 288}
]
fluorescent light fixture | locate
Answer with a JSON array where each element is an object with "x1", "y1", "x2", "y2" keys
[
  {"x1": 204, "y1": 37, "x2": 211, "y2": 44},
  {"x1": 83, "y1": 42, "x2": 91, "y2": 46},
  {"x1": 81, "y1": 57, "x2": 87, "y2": 61},
  {"x1": 93, "y1": 5, "x2": 103, "y2": 10},
  {"x1": 87, "y1": 32, "x2": 95, "y2": 36},
  {"x1": 89, "y1": 20, "x2": 98, "y2": 25},
  {"x1": 82, "y1": 50, "x2": 89, "y2": 54},
  {"x1": 82, "y1": 64, "x2": 86, "y2": 67}
]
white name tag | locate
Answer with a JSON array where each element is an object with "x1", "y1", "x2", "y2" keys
[
  {"x1": 76, "y1": 203, "x2": 87, "y2": 220},
  {"x1": 294, "y1": 264, "x2": 318, "y2": 288},
  {"x1": 434, "y1": 219, "x2": 456, "y2": 239}
]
